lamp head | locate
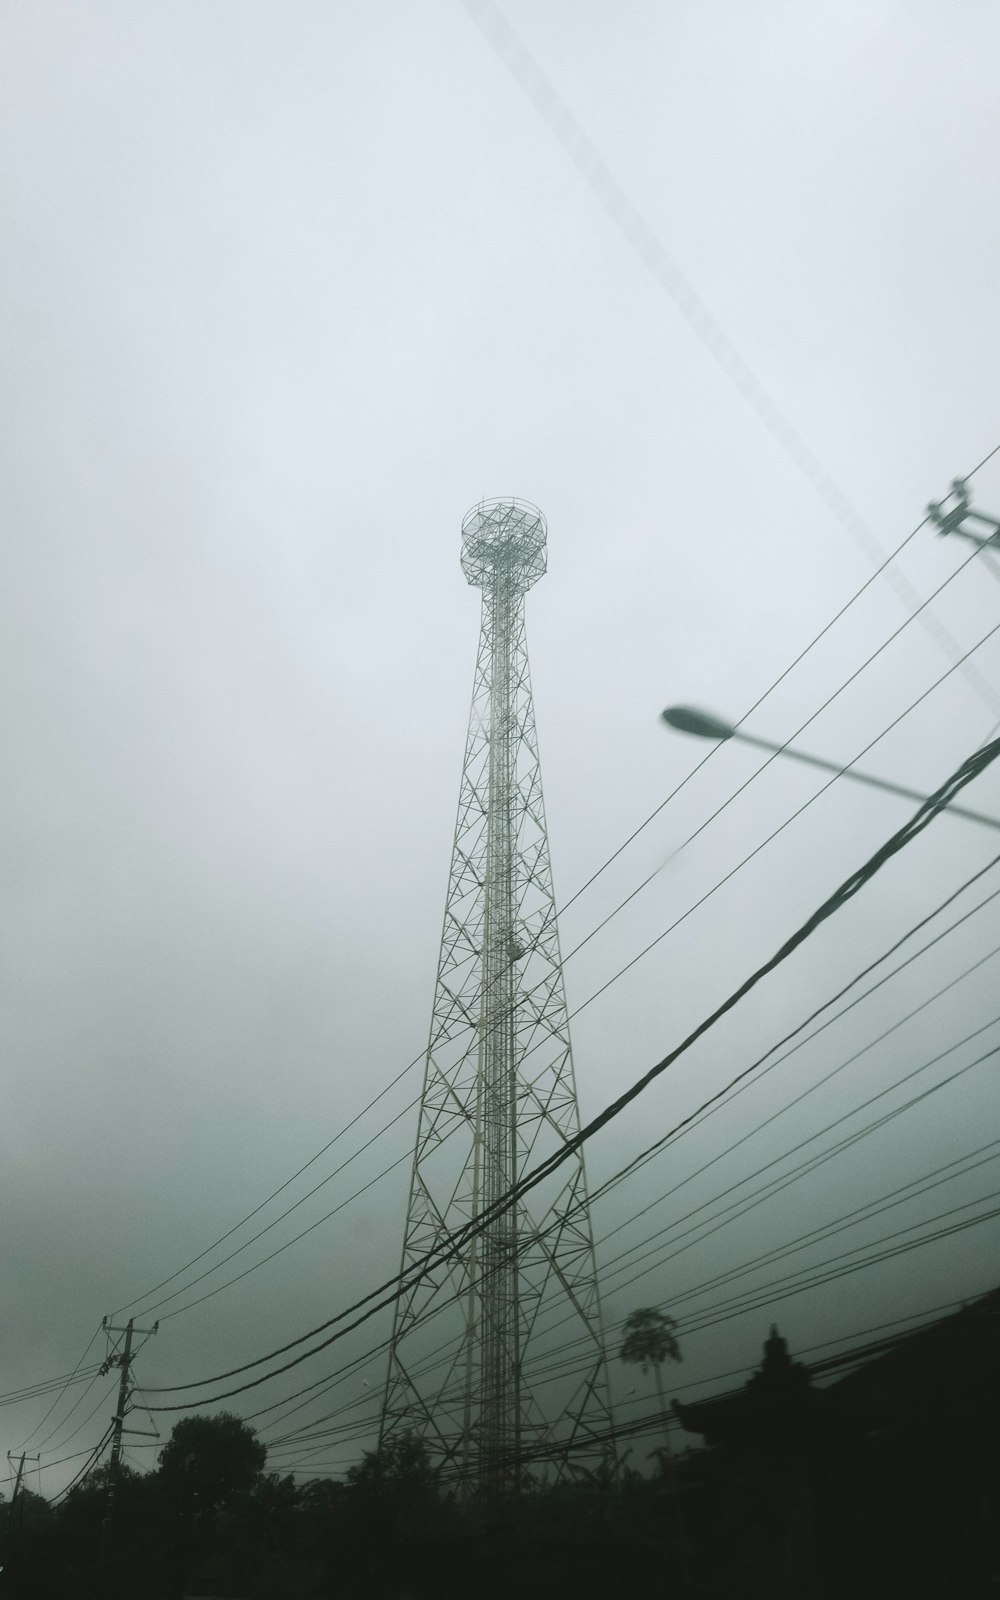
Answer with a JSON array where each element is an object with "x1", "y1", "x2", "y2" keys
[{"x1": 661, "y1": 704, "x2": 736, "y2": 741}]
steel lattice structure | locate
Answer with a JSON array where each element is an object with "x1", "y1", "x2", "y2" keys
[{"x1": 380, "y1": 498, "x2": 613, "y2": 1497}]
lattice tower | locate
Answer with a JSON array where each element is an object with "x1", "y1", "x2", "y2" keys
[{"x1": 380, "y1": 498, "x2": 614, "y2": 1497}]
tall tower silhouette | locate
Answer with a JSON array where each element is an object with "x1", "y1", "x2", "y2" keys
[{"x1": 381, "y1": 499, "x2": 613, "y2": 1496}]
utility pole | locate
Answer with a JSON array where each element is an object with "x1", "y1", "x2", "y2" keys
[
  {"x1": 927, "y1": 478, "x2": 1000, "y2": 552},
  {"x1": 6, "y1": 1450, "x2": 39, "y2": 1532},
  {"x1": 100, "y1": 1316, "x2": 157, "y2": 1551},
  {"x1": 7, "y1": 1450, "x2": 27, "y2": 1509}
]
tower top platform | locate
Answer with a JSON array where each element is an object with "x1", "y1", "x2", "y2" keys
[{"x1": 461, "y1": 497, "x2": 547, "y2": 592}]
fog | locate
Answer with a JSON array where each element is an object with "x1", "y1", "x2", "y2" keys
[{"x1": 2, "y1": 0, "x2": 999, "y2": 1490}]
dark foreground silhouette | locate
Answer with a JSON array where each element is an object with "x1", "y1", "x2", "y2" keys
[{"x1": 2, "y1": 1291, "x2": 997, "y2": 1599}]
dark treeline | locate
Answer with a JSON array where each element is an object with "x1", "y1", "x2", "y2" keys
[{"x1": 2, "y1": 1296, "x2": 997, "y2": 1599}]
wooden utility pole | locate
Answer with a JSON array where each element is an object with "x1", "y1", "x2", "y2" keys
[
  {"x1": 100, "y1": 1315, "x2": 158, "y2": 1556},
  {"x1": 7, "y1": 1450, "x2": 27, "y2": 1509}
]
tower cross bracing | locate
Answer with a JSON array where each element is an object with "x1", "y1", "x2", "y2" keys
[{"x1": 381, "y1": 498, "x2": 613, "y2": 1496}]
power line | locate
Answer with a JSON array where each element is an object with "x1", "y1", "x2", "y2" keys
[
  {"x1": 560, "y1": 541, "x2": 988, "y2": 972},
  {"x1": 591, "y1": 875, "x2": 1000, "y2": 1236},
  {"x1": 443, "y1": 1181, "x2": 1000, "y2": 1423},
  {"x1": 516, "y1": 1026, "x2": 1000, "y2": 1377},
  {"x1": 561, "y1": 611, "x2": 1000, "y2": 1037},
  {"x1": 10, "y1": 1326, "x2": 103, "y2": 1449},
  {"x1": 104, "y1": 451, "x2": 999, "y2": 1348},
  {"x1": 47, "y1": 1424, "x2": 115, "y2": 1506},
  {"x1": 541, "y1": 1099, "x2": 1000, "y2": 1375},
  {"x1": 327, "y1": 1052, "x2": 1000, "y2": 1426},
  {"x1": 654, "y1": 1146, "x2": 1000, "y2": 1322},
  {"x1": 0, "y1": 1365, "x2": 101, "y2": 1411},
  {"x1": 136, "y1": 730, "x2": 1000, "y2": 1410},
  {"x1": 590, "y1": 933, "x2": 1000, "y2": 1265},
  {"x1": 267, "y1": 1152, "x2": 1000, "y2": 1455},
  {"x1": 143, "y1": 1137, "x2": 414, "y2": 1322},
  {"x1": 44, "y1": 1377, "x2": 123, "y2": 1457},
  {"x1": 236, "y1": 861, "x2": 1000, "y2": 1443},
  {"x1": 119, "y1": 614, "x2": 1000, "y2": 1334},
  {"x1": 110, "y1": 1054, "x2": 422, "y2": 1319},
  {"x1": 270, "y1": 1286, "x2": 999, "y2": 1467},
  {"x1": 29, "y1": 1337, "x2": 124, "y2": 1457},
  {"x1": 674, "y1": 1197, "x2": 1000, "y2": 1340},
  {"x1": 108, "y1": 444, "x2": 1000, "y2": 1330},
  {"x1": 586, "y1": 854, "x2": 1000, "y2": 1228},
  {"x1": 462, "y1": 0, "x2": 1000, "y2": 719},
  {"x1": 230, "y1": 861, "x2": 1000, "y2": 1439}
]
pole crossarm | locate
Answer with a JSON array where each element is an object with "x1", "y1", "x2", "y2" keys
[
  {"x1": 100, "y1": 1314, "x2": 159, "y2": 1559},
  {"x1": 928, "y1": 478, "x2": 1000, "y2": 549}
]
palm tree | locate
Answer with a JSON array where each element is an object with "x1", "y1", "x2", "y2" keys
[
  {"x1": 620, "y1": 1307, "x2": 689, "y2": 1582},
  {"x1": 620, "y1": 1307, "x2": 681, "y2": 1453}
]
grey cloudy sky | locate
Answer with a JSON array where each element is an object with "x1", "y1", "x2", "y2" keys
[{"x1": 2, "y1": 0, "x2": 1000, "y2": 1487}]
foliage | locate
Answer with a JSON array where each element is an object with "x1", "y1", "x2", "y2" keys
[
  {"x1": 346, "y1": 1430, "x2": 435, "y2": 1495},
  {"x1": 619, "y1": 1307, "x2": 682, "y2": 1374},
  {"x1": 157, "y1": 1410, "x2": 267, "y2": 1518},
  {"x1": 345, "y1": 1430, "x2": 444, "y2": 1541},
  {"x1": 0, "y1": 1484, "x2": 52, "y2": 1533}
]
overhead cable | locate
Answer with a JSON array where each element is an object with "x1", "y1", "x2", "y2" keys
[
  {"x1": 463, "y1": 0, "x2": 1000, "y2": 717},
  {"x1": 136, "y1": 730, "x2": 1000, "y2": 1408}
]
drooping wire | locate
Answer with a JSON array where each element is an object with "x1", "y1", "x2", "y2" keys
[
  {"x1": 12, "y1": 1325, "x2": 103, "y2": 1447},
  {"x1": 47, "y1": 1423, "x2": 115, "y2": 1505},
  {"x1": 189, "y1": 851, "x2": 1000, "y2": 1442},
  {"x1": 135, "y1": 730, "x2": 1000, "y2": 1408},
  {"x1": 211, "y1": 851, "x2": 1000, "y2": 1439},
  {"x1": 30, "y1": 1334, "x2": 124, "y2": 1456},
  {"x1": 263, "y1": 1139, "x2": 1000, "y2": 1453},
  {"x1": 110, "y1": 447, "x2": 997, "y2": 1328},
  {"x1": 123, "y1": 606, "x2": 1000, "y2": 1332},
  {"x1": 462, "y1": 0, "x2": 1000, "y2": 718}
]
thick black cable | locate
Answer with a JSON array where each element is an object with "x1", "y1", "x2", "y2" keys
[
  {"x1": 591, "y1": 938, "x2": 1000, "y2": 1260},
  {"x1": 344, "y1": 1073, "x2": 1000, "y2": 1424},
  {"x1": 48, "y1": 1424, "x2": 115, "y2": 1505},
  {"x1": 521, "y1": 1106, "x2": 1000, "y2": 1382},
  {"x1": 138, "y1": 732, "x2": 1000, "y2": 1408},
  {"x1": 112, "y1": 449, "x2": 997, "y2": 1326},
  {"x1": 250, "y1": 877, "x2": 1000, "y2": 1443},
  {"x1": 480, "y1": 1028, "x2": 1000, "y2": 1386},
  {"x1": 142, "y1": 743, "x2": 990, "y2": 1331},
  {"x1": 251, "y1": 882, "x2": 1000, "y2": 1436},
  {"x1": 267, "y1": 1142, "x2": 1000, "y2": 1452},
  {"x1": 588, "y1": 874, "x2": 1000, "y2": 1234},
  {"x1": 458, "y1": 736, "x2": 1000, "y2": 1244},
  {"x1": 135, "y1": 619, "x2": 1000, "y2": 1334},
  {"x1": 275, "y1": 1287, "x2": 999, "y2": 1470}
]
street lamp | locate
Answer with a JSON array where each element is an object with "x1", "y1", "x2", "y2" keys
[{"x1": 661, "y1": 704, "x2": 1000, "y2": 833}]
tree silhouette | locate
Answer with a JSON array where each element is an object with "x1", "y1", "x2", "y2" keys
[
  {"x1": 620, "y1": 1306, "x2": 689, "y2": 1577},
  {"x1": 620, "y1": 1307, "x2": 682, "y2": 1443},
  {"x1": 158, "y1": 1411, "x2": 266, "y2": 1521}
]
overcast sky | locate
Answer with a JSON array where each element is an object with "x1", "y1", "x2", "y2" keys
[{"x1": 3, "y1": 0, "x2": 1000, "y2": 1490}]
